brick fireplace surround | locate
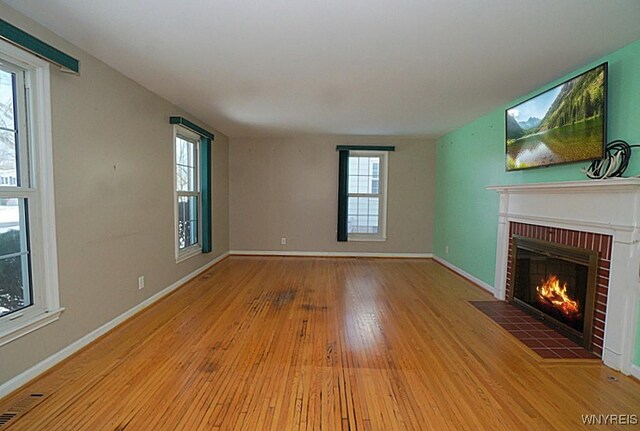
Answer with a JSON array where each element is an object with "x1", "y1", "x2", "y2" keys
[
  {"x1": 488, "y1": 179, "x2": 640, "y2": 375},
  {"x1": 506, "y1": 222, "x2": 611, "y2": 357}
]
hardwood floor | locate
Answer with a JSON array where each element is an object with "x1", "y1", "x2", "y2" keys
[{"x1": 1, "y1": 257, "x2": 639, "y2": 430}]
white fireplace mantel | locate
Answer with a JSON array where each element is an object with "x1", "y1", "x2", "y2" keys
[{"x1": 487, "y1": 178, "x2": 640, "y2": 374}]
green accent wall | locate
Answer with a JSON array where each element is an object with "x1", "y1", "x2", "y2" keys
[{"x1": 434, "y1": 38, "x2": 640, "y2": 366}]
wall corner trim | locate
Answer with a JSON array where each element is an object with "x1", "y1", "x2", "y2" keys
[
  {"x1": 631, "y1": 364, "x2": 640, "y2": 380},
  {"x1": 0, "y1": 252, "x2": 229, "y2": 400},
  {"x1": 432, "y1": 255, "x2": 496, "y2": 295}
]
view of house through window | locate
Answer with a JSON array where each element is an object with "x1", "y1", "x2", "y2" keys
[
  {"x1": 175, "y1": 129, "x2": 201, "y2": 259},
  {"x1": 0, "y1": 62, "x2": 32, "y2": 317},
  {"x1": 347, "y1": 152, "x2": 387, "y2": 239}
]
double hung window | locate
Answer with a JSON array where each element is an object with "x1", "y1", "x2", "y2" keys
[
  {"x1": 174, "y1": 127, "x2": 201, "y2": 261},
  {"x1": 336, "y1": 146, "x2": 392, "y2": 242},
  {"x1": 347, "y1": 151, "x2": 388, "y2": 240},
  {"x1": 0, "y1": 41, "x2": 62, "y2": 346}
]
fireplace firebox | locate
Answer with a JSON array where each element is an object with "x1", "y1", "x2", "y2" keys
[{"x1": 509, "y1": 235, "x2": 598, "y2": 349}]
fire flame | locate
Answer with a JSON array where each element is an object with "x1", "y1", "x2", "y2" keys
[{"x1": 536, "y1": 275, "x2": 581, "y2": 320}]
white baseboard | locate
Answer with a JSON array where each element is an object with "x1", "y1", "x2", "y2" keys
[
  {"x1": 433, "y1": 255, "x2": 496, "y2": 295},
  {"x1": 0, "y1": 252, "x2": 229, "y2": 400},
  {"x1": 229, "y1": 250, "x2": 433, "y2": 258},
  {"x1": 631, "y1": 364, "x2": 640, "y2": 380}
]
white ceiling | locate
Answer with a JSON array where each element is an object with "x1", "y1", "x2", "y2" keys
[{"x1": 5, "y1": 0, "x2": 640, "y2": 138}]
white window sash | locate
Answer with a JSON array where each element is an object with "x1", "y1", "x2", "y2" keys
[
  {"x1": 173, "y1": 125, "x2": 202, "y2": 262},
  {"x1": 347, "y1": 151, "x2": 388, "y2": 241},
  {"x1": 0, "y1": 39, "x2": 63, "y2": 347}
]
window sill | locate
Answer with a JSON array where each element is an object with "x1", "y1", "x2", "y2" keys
[
  {"x1": 348, "y1": 236, "x2": 387, "y2": 242},
  {"x1": 0, "y1": 307, "x2": 65, "y2": 347},
  {"x1": 176, "y1": 246, "x2": 202, "y2": 263}
]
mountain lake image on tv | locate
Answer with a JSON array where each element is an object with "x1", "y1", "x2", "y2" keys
[{"x1": 506, "y1": 63, "x2": 607, "y2": 171}]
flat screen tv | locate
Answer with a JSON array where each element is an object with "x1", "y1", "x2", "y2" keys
[{"x1": 506, "y1": 63, "x2": 607, "y2": 171}]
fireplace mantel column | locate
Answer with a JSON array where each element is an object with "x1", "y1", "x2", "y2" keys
[
  {"x1": 493, "y1": 192, "x2": 509, "y2": 300},
  {"x1": 605, "y1": 220, "x2": 640, "y2": 371}
]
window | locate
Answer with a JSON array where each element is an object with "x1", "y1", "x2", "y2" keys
[
  {"x1": 174, "y1": 126, "x2": 201, "y2": 261},
  {"x1": 347, "y1": 151, "x2": 388, "y2": 240},
  {"x1": 0, "y1": 40, "x2": 62, "y2": 346}
]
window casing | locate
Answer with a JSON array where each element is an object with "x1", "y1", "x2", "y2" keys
[
  {"x1": 174, "y1": 126, "x2": 202, "y2": 262},
  {"x1": 347, "y1": 151, "x2": 388, "y2": 241},
  {"x1": 0, "y1": 40, "x2": 62, "y2": 346}
]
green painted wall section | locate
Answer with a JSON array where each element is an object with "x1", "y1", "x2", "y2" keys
[{"x1": 434, "y1": 38, "x2": 640, "y2": 366}]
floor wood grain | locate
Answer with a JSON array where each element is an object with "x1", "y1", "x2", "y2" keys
[{"x1": 1, "y1": 257, "x2": 639, "y2": 430}]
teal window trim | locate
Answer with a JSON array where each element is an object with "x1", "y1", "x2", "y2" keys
[
  {"x1": 169, "y1": 116, "x2": 215, "y2": 141},
  {"x1": 337, "y1": 150, "x2": 349, "y2": 241},
  {"x1": 337, "y1": 146, "x2": 394, "y2": 241},
  {"x1": 336, "y1": 145, "x2": 395, "y2": 152},
  {"x1": 171, "y1": 117, "x2": 215, "y2": 253},
  {"x1": 200, "y1": 137, "x2": 212, "y2": 253},
  {"x1": 0, "y1": 19, "x2": 80, "y2": 74}
]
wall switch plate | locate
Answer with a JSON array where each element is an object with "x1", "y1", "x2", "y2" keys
[
  {"x1": 445, "y1": 245, "x2": 449, "y2": 255},
  {"x1": 138, "y1": 276, "x2": 145, "y2": 290},
  {"x1": 281, "y1": 237, "x2": 287, "y2": 245}
]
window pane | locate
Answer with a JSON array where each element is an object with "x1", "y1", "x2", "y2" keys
[
  {"x1": 0, "y1": 198, "x2": 22, "y2": 255},
  {"x1": 347, "y1": 215, "x2": 355, "y2": 232},
  {"x1": 371, "y1": 179, "x2": 379, "y2": 194},
  {"x1": 357, "y1": 176, "x2": 368, "y2": 193},
  {"x1": 357, "y1": 216, "x2": 368, "y2": 230},
  {"x1": 177, "y1": 139, "x2": 188, "y2": 166},
  {"x1": 348, "y1": 175, "x2": 358, "y2": 193},
  {"x1": 348, "y1": 157, "x2": 359, "y2": 175},
  {"x1": 368, "y1": 198, "x2": 379, "y2": 216},
  {"x1": 369, "y1": 217, "x2": 379, "y2": 233},
  {"x1": 0, "y1": 198, "x2": 31, "y2": 316},
  {"x1": 348, "y1": 156, "x2": 381, "y2": 195},
  {"x1": 347, "y1": 197, "x2": 380, "y2": 233},
  {"x1": 177, "y1": 195, "x2": 199, "y2": 250},
  {"x1": 176, "y1": 165, "x2": 195, "y2": 192},
  {"x1": 0, "y1": 256, "x2": 30, "y2": 316},
  {"x1": 347, "y1": 197, "x2": 358, "y2": 216},
  {"x1": 0, "y1": 69, "x2": 18, "y2": 188},
  {"x1": 0, "y1": 130, "x2": 17, "y2": 188},
  {"x1": 357, "y1": 198, "x2": 368, "y2": 214},
  {"x1": 176, "y1": 136, "x2": 197, "y2": 192},
  {"x1": 177, "y1": 137, "x2": 195, "y2": 167},
  {"x1": 358, "y1": 157, "x2": 369, "y2": 175},
  {"x1": 0, "y1": 69, "x2": 15, "y2": 131}
]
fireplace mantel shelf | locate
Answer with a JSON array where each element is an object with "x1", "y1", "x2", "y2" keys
[
  {"x1": 486, "y1": 178, "x2": 640, "y2": 193},
  {"x1": 487, "y1": 177, "x2": 640, "y2": 375}
]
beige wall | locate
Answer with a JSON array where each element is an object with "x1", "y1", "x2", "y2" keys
[
  {"x1": 229, "y1": 136, "x2": 436, "y2": 253},
  {"x1": 0, "y1": 3, "x2": 229, "y2": 386}
]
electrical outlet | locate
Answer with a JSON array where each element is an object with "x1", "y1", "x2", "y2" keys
[
  {"x1": 445, "y1": 245, "x2": 449, "y2": 255},
  {"x1": 281, "y1": 237, "x2": 287, "y2": 245},
  {"x1": 138, "y1": 276, "x2": 145, "y2": 290}
]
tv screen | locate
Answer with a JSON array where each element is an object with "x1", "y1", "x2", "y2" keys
[{"x1": 505, "y1": 63, "x2": 607, "y2": 171}]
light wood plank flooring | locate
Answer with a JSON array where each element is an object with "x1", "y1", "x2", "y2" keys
[{"x1": 1, "y1": 257, "x2": 639, "y2": 430}]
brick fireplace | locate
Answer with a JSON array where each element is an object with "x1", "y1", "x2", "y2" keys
[
  {"x1": 488, "y1": 179, "x2": 640, "y2": 374},
  {"x1": 506, "y1": 222, "x2": 611, "y2": 356}
]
